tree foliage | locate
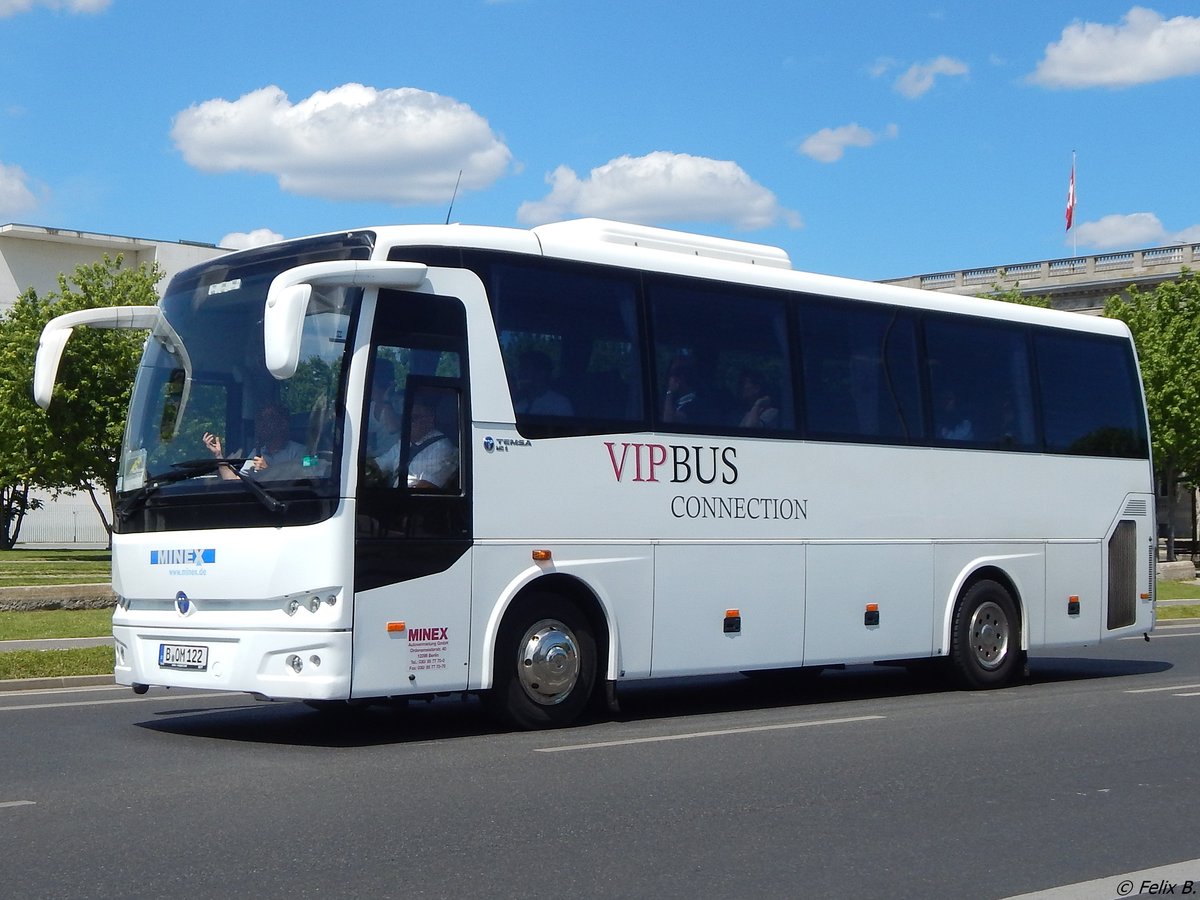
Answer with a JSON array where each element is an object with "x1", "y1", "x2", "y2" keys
[
  {"x1": 981, "y1": 284, "x2": 1052, "y2": 308},
  {"x1": 0, "y1": 256, "x2": 160, "y2": 547},
  {"x1": 1104, "y1": 270, "x2": 1200, "y2": 557}
]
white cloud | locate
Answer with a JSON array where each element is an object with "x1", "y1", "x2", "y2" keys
[
  {"x1": 171, "y1": 83, "x2": 513, "y2": 205},
  {"x1": 1030, "y1": 7, "x2": 1200, "y2": 89},
  {"x1": 516, "y1": 151, "x2": 801, "y2": 231},
  {"x1": 219, "y1": 228, "x2": 285, "y2": 251},
  {"x1": 799, "y1": 123, "x2": 898, "y2": 163},
  {"x1": 0, "y1": 0, "x2": 108, "y2": 16},
  {"x1": 0, "y1": 161, "x2": 40, "y2": 217},
  {"x1": 1073, "y1": 212, "x2": 1200, "y2": 249},
  {"x1": 895, "y1": 56, "x2": 969, "y2": 98},
  {"x1": 868, "y1": 57, "x2": 897, "y2": 78}
]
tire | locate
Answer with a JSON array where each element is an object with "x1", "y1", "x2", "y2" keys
[
  {"x1": 948, "y1": 579, "x2": 1023, "y2": 689},
  {"x1": 486, "y1": 594, "x2": 597, "y2": 730}
]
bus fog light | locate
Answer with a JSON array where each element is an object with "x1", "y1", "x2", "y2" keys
[
  {"x1": 287, "y1": 599, "x2": 300, "y2": 615},
  {"x1": 309, "y1": 596, "x2": 321, "y2": 613},
  {"x1": 327, "y1": 594, "x2": 337, "y2": 607},
  {"x1": 309, "y1": 655, "x2": 321, "y2": 667},
  {"x1": 287, "y1": 654, "x2": 303, "y2": 673}
]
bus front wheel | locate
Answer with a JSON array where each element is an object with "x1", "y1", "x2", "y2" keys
[
  {"x1": 487, "y1": 594, "x2": 597, "y2": 730},
  {"x1": 948, "y1": 579, "x2": 1023, "y2": 689}
]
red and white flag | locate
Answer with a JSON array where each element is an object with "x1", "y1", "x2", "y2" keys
[{"x1": 1065, "y1": 158, "x2": 1076, "y2": 232}]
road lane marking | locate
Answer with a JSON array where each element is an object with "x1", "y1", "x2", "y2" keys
[
  {"x1": 1124, "y1": 683, "x2": 1200, "y2": 694},
  {"x1": 535, "y1": 714, "x2": 885, "y2": 753},
  {"x1": 0, "y1": 692, "x2": 214, "y2": 713},
  {"x1": 1122, "y1": 630, "x2": 1200, "y2": 640},
  {"x1": 0, "y1": 800, "x2": 36, "y2": 809},
  {"x1": 1003, "y1": 857, "x2": 1200, "y2": 899}
]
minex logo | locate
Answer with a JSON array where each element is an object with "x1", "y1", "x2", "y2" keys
[{"x1": 150, "y1": 549, "x2": 216, "y2": 566}]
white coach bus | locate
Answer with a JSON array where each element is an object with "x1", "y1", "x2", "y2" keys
[{"x1": 34, "y1": 219, "x2": 1155, "y2": 728}]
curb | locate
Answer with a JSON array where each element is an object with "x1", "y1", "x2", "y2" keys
[
  {"x1": 0, "y1": 674, "x2": 114, "y2": 693},
  {"x1": 0, "y1": 584, "x2": 116, "y2": 612}
]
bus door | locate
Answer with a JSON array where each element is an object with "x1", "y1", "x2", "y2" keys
[{"x1": 351, "y1": 289, "x2": 473, "y2": 698}]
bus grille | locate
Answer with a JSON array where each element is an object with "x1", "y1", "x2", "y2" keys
[{"x1": 1107, "y1": 520, "x2": 1137, "y2": 630}]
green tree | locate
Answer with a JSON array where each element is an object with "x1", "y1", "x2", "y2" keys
[
  {"x1": 0, "y1": 256, "x2": 160, "y2": 548},
  {"x1": 1104, "y1": 270, "x2": 1200, "y2": 560},
  {"x1": 981, "y1": 283, "x2": 1052, "y2": 308}
]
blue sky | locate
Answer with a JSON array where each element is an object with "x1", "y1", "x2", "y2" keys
[{"x1": 1, "y1": 1, "x2": 1198, "y2": 281}]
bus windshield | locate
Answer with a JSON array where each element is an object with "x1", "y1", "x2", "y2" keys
[{"x1": 116, "y1": 232, "x2": 374, "y2": 531}]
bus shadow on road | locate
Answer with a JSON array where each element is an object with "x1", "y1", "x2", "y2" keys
[
  {"x1": 1025, "y1": 654, "x2": 1172, "y2": 685},
  {"x1": 133, "y1": 653, "x2": 1173, "y2": 747},
  {"x1": 135, "y1": 695, "x2": 500, "y2": 748}
]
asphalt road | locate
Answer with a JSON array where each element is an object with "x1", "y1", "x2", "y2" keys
[{"x1": 2, "y1": 623, "x2": 1199, "y2": 900}]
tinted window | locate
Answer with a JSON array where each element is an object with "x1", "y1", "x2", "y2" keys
[
  {"x1": 487, "y1": 262, "x2": 643, "y2": 436},
  {"x1": 649, "y1": 280, "x2": 793, "y2": 433},
  {"x1": 798, "y1": 299, "x2": 923, "y2": 441},
  {"x1": 1034, "y1": 331, "x2": 1148, "y2": 458},
  {"x1": 924, "y1": 317, "x2": 1037, "y2": 449}
]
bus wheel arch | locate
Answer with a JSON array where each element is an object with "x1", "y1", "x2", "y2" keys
[
  {"x1": 947, "y1": 569, "x2": 1026, "y2": 689},
  {"x1": 484, "y1": 574, "x2": 609, "y2": 729}
]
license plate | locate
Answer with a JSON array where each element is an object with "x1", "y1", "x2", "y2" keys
[{"x1": 158, "y1": 643, "x2": 209, "y2": 671}]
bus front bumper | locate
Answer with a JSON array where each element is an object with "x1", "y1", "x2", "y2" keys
[{"x1": 113, "y1": 625, "x2": 352, "y2": 700}]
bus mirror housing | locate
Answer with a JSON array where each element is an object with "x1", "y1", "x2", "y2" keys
[
  {"x1": 34, "y1": 305, "x2": 161, "y2": 409},
  {"x1": 264, "y1": 261, "x2": 428, "y2": 379}
]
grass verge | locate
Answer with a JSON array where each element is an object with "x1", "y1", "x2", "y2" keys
[
  {"x1": 0, "y1": 609, "x2": 112, "y2": 640},
  {"x1": 1155, "y1": 579, "x2": 1200, "y2": 602},
  {"x1": 0, "y1": 549, "x2": 111, "y2": 587},
  {"x1": 0, "y1": 646, "x2": 112, "y2": 680}
]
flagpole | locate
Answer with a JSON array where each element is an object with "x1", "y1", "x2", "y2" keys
[{"x1": 1071, "y1": 151, "x2": 1077, "y2": 259}]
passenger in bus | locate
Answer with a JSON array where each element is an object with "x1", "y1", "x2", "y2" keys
[
  {"x1": 202, "y1": 403, "x2": 306, "y2": 479},
  {"x1": 374, "y1": 394, "x2": 458, "y2": 490},
  {"x1": 662, "y1": 356, "x2": 708, "y2": 424},
  {"x1": 366, "y1": 365, "x2": 402, "y2": 455},
  {"x1": 736, "y1": 368, "x2": 780, "y2": 428},
  {"x1": 936, "y1": 388, "x2": 973, "y2": 440},
  {"x1": 512, "y1": 350, "x2": 573, "y2": 416}
]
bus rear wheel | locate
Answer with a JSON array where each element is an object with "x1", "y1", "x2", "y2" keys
[
  {"x1": 948, "y1": 579, "x2": 1023, "y2": 689},
  {"x1": 487, "y1": 594, "x2": 597, "y2": 730}
]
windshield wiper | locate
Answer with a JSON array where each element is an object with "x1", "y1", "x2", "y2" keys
[
  {"x1": 116, "y1": 457, "x2": 288, "y2": 519},
  {"x1": 225, "y1": 461, "x2": 289, "y2": 514}
]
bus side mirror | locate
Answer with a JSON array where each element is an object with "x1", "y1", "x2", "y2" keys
[
  {"x1": 264, "y1": 261, "x2": 429, "y2": 380},
  {"x1": 34, "y1": 305, "x2": 161, "y2": 409},
  {"x1": 264, "y1": 282, "x2": 313, "y2": 379},
  {"x1": 33, "y1": 323, "x2": 75, "y2": 409}
]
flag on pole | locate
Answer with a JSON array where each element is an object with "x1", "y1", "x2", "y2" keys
[{"x1": 1065, "y1": 156, "x2": 1076, "y2": 232}]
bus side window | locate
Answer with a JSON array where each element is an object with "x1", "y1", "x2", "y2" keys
[
  {"x1": 799, "y1": 299, "x2": 922, "y2": 442},
  {"x1": 649, "y1": 279, "x2": 793, "y2": 433},
  {"x1": 488, "y1": 260, "x2": 642, "y2": 436},
  {"x1": 924, "y1": 316, "x2": 1035, "y2": 449}
]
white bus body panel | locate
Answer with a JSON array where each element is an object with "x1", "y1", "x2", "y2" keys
[
  {"x1": 350, "y1": 552, "x2": 474, "y2": 698},
  {"x1": 471, "y1": 424, "x2": 1155, "y2": 682},
  {"x1": 470, "y1": 543, "x2": 655, "y2": 688},
  {"x1": 111, "y1": 512, "x2": 354, "y2": 699},
  {"x1": 1043, "y1": 542, "x2": 1103, "y2": 647},
  {"x1": 651, "y1": 543, "x2": 805, "y2": 676},
  {"x1": 804, "y1": 542, "x2": 933, "y2": 667}
]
